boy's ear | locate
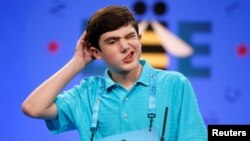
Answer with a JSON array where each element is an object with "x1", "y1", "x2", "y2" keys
[
  {"x1": 89, "y1": 47, "x2": 102, "y2": 59},
  {"x1": 138, "y1": 34, "x2": 141, "y2": 39}
]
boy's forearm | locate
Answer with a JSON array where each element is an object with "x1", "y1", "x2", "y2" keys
[{"x1": 22, "y1": 58, "x2": 86, "y2": 119}]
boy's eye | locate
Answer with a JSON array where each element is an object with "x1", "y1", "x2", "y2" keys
[
  {"x1": 127, "y1": 34, "x2": 136, "y2": 39},
  {"x1": 108, "y1": 40, "x2": 116, "y2": 44}
]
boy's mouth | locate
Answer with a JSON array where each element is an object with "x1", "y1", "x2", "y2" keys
[{"x1": 123, "y1": 51, "x2": 134, "y2": 63}]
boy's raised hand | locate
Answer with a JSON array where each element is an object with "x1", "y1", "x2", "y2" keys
[{"x1": 73, "y1": 31, "x2": 95, "y2": 69}]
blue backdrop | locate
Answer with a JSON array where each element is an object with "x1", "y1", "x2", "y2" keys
[{"x1": 1, "y1": 0, "x2": 249, "y2": 140}]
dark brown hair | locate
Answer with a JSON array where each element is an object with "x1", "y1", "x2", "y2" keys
[{"x1": 86, "y1": 5, "x2": 139, "y2": 50}]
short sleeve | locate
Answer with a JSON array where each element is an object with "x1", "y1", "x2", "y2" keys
[
  {"x1": 45, "y1": 80, "x2": 91, "y2": 134},
  {"x1": 177, "y1": 78, "x2": 207, "y2": 141}
]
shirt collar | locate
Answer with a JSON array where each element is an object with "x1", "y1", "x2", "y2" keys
[
  {"x1": 104, "y1": 59, "x2": 152, "y2": 90},
  {"x1": 104, "y1": 70, "x2": 116, "y2": 90}
]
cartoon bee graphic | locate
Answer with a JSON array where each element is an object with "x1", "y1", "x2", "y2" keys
[{"x1": 133, "y1": 1, "x2": 193, "y2": 69}]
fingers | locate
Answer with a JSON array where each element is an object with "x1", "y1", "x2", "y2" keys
[
  {"x1": 77, "y1": 31, "x2": 87, "y2": 43},
  {"x1": 79, "y1": 31, "x2": 92, "y2": 48},
  {"x1": 80, "y1": 31, "x2": 89, "y2": 42}
]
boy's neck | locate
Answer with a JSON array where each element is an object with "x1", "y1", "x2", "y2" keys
[{"x1": 109, "y1": 63, "x2": 142, "y2": 90}]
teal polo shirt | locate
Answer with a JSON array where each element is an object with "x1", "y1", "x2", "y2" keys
[{"x1": 45, "y1": 60, "x2": 207, "y2": 141}]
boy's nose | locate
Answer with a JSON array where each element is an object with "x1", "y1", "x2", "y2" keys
[
  {"x1": 121, "y1": 46, "x2": 129, "y2": 53},
  {"x1": 120, "y1": 40, "x2": 129, "y2": 53}
]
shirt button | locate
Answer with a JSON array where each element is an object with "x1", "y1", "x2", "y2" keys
[
  {"x1": 124, "y1": 97, "x2": 128, "y2": 101},
  {"x1": 123, "y1": 113, "x2": 128, "y2": 118}
]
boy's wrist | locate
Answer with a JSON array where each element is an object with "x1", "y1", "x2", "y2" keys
[{"x1": 70, "y1": 57, "x2": 87, "y2": 74}]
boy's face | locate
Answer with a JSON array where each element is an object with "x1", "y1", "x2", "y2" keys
[{"x1": 93, "y1": 24, "x2": 141, "y2": 73}]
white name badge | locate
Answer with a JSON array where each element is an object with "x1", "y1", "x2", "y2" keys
[{"x1": 97, "y1": 128, "x2": 158, "y2": 141}]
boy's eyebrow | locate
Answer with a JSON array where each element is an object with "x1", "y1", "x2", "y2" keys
[
  {"x1": 104, "y1": 36, "x2": 120, "y2": 42},
  {"x1": 104, "y1": 31, "x2": 137, "y2": 42}
]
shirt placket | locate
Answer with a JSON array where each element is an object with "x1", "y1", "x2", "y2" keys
[{"x1": 113, "y1": 85, "x2": 130, "y2": 132}]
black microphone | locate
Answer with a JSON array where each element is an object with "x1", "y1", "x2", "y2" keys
[{"x1": 160, "y1": 107, "x2": 168, "y2": 141}]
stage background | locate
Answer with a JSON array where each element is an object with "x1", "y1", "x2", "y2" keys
[{"x1": 0, "y1": 0, "x2": 249, "y2": 140}]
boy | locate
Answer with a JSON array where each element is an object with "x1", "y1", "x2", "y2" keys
[{"x1": 22, "y1": 5, "x2": 207, "y2": 141}]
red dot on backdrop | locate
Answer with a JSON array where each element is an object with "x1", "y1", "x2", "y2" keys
[
  {"x1": 237, "y1": 44, "x2": 248, "y2": 57},
  {"x1": 48, "y1": 41, "x2": 59, "y2": 53}
]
